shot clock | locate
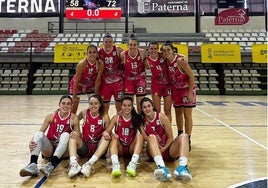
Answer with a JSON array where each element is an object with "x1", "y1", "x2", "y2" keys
[{"x1": 66, "y1": 0, "x2": 121, "y2": 19}]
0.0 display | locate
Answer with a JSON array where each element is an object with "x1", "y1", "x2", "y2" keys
[{"x1": 66, "y1": 0, "x2": 121, "y2": 19}]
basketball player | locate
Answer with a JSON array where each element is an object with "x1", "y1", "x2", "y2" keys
[
  {"x1": 103, "y1": 96, "x2": 144, "y2": 177},
  {"x1": 120, "y1": 34, "x2": 147, "y2": 114},
  {"x1": 98, "y1": 33, "x2": 124, "y2": 114},
  {"x1": 162, "y1": 43, "x2": 196, "y2": 151},
  {"x1": 19, "y1": 95, "x2": 80, "y2": 177},
  {"x1": 67, "y1": 94, "x2": 110, "y2": 178},
  {"x1": 69, "y1": 44, "x2": 104, "y2": 114},
  {"x1": 146, "y1": 41, "x2": 172, "y2": 123},
  {"x1": 140, "y1": 97, "x2": 192, "y2": 182}
]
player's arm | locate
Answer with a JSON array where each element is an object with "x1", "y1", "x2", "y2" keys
[
  {"x1": 73, "y1": 60, "x2": 85, "y2": 99},
  {"x1": 159, "y1": 113, "x2": 174, "y2": 152},
  {"x1": 139, "y1": 125, "x2": 148, "y2": 141},
  {"x1": 103, "y1": 114, "x2": 110, "y2": 129},
  {"x1": 71, "y1": 114, "x2": 81, "y2": 137},
  {"x1": 178, "y1": 56, "x2": 195, "y2": 101},
  {"x1": 39, "y1": 113, "x2": 53, "y2": 132},
  {"x1": 103, "y1": 115, "x2": 117, "y2": 140},
  {"x1": 119, "y1": 51, "x2": 125, "y2": 65},
  {"x1": 140, "y1": 48, "x2": 148, "y2": 69},
  {"x1": 94, "y1": 59, "x2": 104, "y2": 94},
  {"x1": 77, "y1": 109, "x2": 85, "y2": 121},
  {"x1": 116, "y1": 46, "x2": 124, "y2": 57}
]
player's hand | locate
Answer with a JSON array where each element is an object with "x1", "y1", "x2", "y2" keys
[
  {"x1": 103, "y1": 131, "x2": 111, "y2": 140},
  {"x1": 29, "y1": 140, "x2": 37, "y2": 152},
  {"x1": 70, "y1": 131, "x2": 80, "y2": 140}
]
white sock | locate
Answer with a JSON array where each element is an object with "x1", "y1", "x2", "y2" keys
[
  {"x1": 88, "y1": 155, "x2": 98, "y2": 165},
  {"x1": 54, "y1": 132, "x2": 69, "y2": 158},
  {"x1": 70, "y1": 156, "x2": 77, "y2": 164},
  {"x1": 130, "y1": 154, "x2": 139, "y2": 164},
  {"x1": 179, "y1": 156, "x2": 188, "y2": 166},
  {"x1": 111, "y1": 154, "x2": 119, "y2": 164},
  {"x1": 153, "y1": 155, "x2": 165, "y2": 167}
]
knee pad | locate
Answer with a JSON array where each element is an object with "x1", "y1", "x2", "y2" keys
[
  {"x1": 59, "y1": 132, "x2": 70, "y2": 144},
  {"x1": 33, "y1": 131, "x2": 44, "y2": 141}
]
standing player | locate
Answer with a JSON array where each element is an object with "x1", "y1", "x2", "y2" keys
[
  {"x1": 162, "y1": 43, "x2": 196, "y2": 150},
  {"x1": 146, "y1": 41, "x2": 172, "y2": 123},
  {"x1": 19, "y1": 95, "x2": 80, "y2": 177},
  {"x1": 98, "y1": 33, "x2": 124, "y2": 114},
  {"x1": 69, "y1": 44, "x2": 104, "y2": 114},
  {"x1": 103, "y1": 96, "x2": 144, "y2": 177},
  {"x1": 120, "y1": 34, "x2": 147, "y2": 114}
]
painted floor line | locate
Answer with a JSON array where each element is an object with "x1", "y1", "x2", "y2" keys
[{"x1": 196, "y1": 107, "x2": 268, "y2": 150}]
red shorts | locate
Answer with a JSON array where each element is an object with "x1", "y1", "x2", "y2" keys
[
  {"x1": 121, "y1": 145, "x2": 131, "y2": 157},
  {"x1": 172, "y1": 87, "x2": 196, "y2": 108},
  {"x1": 124, "y1": 78, "x2": 147, "y2": 96},
  {"x1": 151, "y1": 83, "x2": 172, "y2": 97},
  {"x1": 100, "y1": 81, "x2": 124, "y2": 102},
  {"x1": 69, "y1": 80, "x2": 94, "y2": 94},
  {"x1": 77, "y1": 142, "x2": 98, "y2": 158}
]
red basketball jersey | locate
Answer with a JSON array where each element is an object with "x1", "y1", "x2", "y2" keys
[
  {"x1": 46, "y1": 110, "x2": 73, "y2": 146},
  {"x1": 143, "y1": 112, "x2": 167, "y2": 147},
  {"x1": 70, "y1": 59, "x2": 98, "y2": 93},
  {"x1": 124, "y1": 50, "x2": 145, "y2": 81},
  {"x1": 99, "y1": 46, "x2": 123, "y2": 84},
  {"x1": 167, "y1": 55, "x2": 190, "y2": 89},
  {"x1": 147, "y1": 55, "x2": 169, "y2": 85},
  {"x1": 115, "y1": 115, "x2": 137, "y2": 146},
  {"x1": 82, "y1": 109, "x2": 105, "y2": 144}
]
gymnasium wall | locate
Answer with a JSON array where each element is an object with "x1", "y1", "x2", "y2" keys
[{"x1": 0, "y1": 16, "x2": 266, "y2": 33}]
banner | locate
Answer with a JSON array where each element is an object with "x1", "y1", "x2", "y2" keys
[
  {"x1": 54, "y1": 44, "x2": 88, "y2": 63},
  {"x1": 99, "y1": 43, "x2": 128, "y2": 50},
  {"x1": 0, "y1": 0, "x2": 60, "y2": 17},
  {"x1": 129, "y1": 0, "x2": 194, "y2": 17},
  {"x1": 201, "y1": 44, "x2": 241, "y2": 63},
  {"x1": 252, "y1": 44, "x2": 267, "y2": 63},
  {"x1": 215, "y1": 8, "x2": 249, "y2": 25},
  {"x1": 172, "y1": 44, "x2": 188, "y2": 58}
]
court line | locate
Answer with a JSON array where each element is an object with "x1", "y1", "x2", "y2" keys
[
  {"x1": 196, "y1": 107, "x2": 268, "y2": 150},
  {"x1": 34, "y1": 160, "x2": 61, "y2": 188},
  {"x1": 227, "y1": 177, "x2": 268, "y2": 188}
]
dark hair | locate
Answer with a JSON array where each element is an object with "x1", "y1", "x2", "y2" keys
[
  {"x1": 162, "y1": 42, "x2": 174, "y2": 51},
  {"x1": 162, "y1": 42, "x2": 178, "y2": 53},
  {"x1": 149, "y1": 41, "x2": 158, "y2": 45},
  {"x1": 59, "y1": 95, "x2": 72, "y2": 104},
  {"x1": 103, "y1": 32, "x2": 113, "y2": 40},
  {"x1": 88, "y1": 94, "x2": 105, "y2": 117},
  {"x1": 129, "y1": 33, "x2": 138, "y2": 42},
  {"x1": 121, "y1": 96, "x2": 143, "y2": 130},
  {"x1": 139, "y1": 97, "x2": 157, "y2": 118},
  {"x1": 87, "y1": 44, "x2": 98, "y2": 52}
]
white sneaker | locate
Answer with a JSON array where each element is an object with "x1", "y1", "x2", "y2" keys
[
  {"x1": 154, "y1": 165, "x2": 172, "y2": 182},
  {"x1": 68, "y1": 162, "x2": 82, "y2": 178},
  {"x1": 81, "y1": 162, "x2": 93, "y2": 177},
  {"x1": 20, "y1": 163, "x2": 39, "y2": 177},
  {"x1": 126, "y1": 162, "x2": 137, "y2": 177},
  {"x1": 111, "y1": 163, "x2": 121, "y2": 177},
  {"x1": 40, "y1": 162, "x2": 54, "y2": 177}
]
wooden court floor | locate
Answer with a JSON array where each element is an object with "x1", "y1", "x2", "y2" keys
[{"x1": 0, "y1": 95, "x2": 267, "y2": 188}]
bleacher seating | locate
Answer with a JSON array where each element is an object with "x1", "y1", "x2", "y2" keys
[
  {"x1": 0, "y1": 28, "x2": 267, "y2": 95},
  {"x1": 0, "y1": 63, "x2": 28, "y2": 94}
]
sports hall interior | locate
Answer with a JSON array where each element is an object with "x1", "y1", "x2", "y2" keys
[{"x1": 0, "y1": 1, "x2": 267, "y2": 188}]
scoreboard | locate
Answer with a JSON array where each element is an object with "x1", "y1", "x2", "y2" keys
[{"x1": 66, "y1": 0, "x2": 121, "y2": 19}]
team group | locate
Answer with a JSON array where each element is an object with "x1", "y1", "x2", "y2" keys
[{"x1": 19, "y1": 33, "x2": 196, "y2": 182}]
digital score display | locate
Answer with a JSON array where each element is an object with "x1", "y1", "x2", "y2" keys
[{"x1": 66, "y1": 0, "x2": 121, "y2": 19}]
